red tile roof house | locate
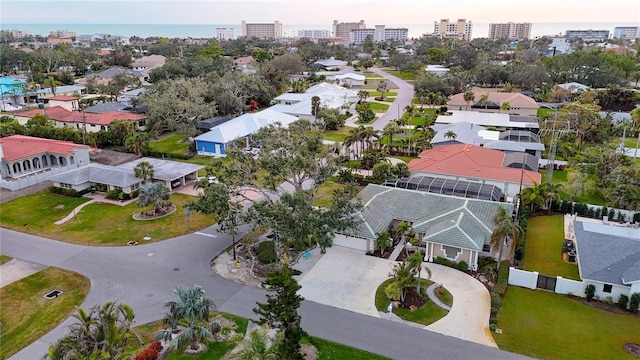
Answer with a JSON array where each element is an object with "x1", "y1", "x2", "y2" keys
[
  {"x1": 447, "y1": 87, "x2": 539, "y2": 117},
  {"x1": 408, "y1": 144, "x2": 542, "y2": 199},
  {"x1": 46, "y1": 95, "x2": 80, "y2": 111},
  {"x1": 0, "y1": 135, "x2": 90, "y2": 190},
  {"x1": 14, "y1": 106, "x2": 146, "y2": 133}
]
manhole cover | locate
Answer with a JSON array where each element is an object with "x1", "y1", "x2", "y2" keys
[
  {"x1": 173, "y1": 267, "x2": 180, "y2": 271},
  {"x1": 146, "y1": 293, "x2": 154, "y2": 298},
  {"x1": 44, "y1": 290, "x2": 63, "y2": 299}
]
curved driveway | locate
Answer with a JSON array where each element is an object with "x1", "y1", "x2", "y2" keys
[
  {"x1": 369, "y1": 67, "x2": 415, "y2": 131},
  {"x1": 1, "y1": 227, "x2": 526, "y2": 360}
]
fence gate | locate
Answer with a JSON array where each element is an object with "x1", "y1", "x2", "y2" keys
[{"x1": 537, "y1": 275, "x2": 557, "y2": 291}]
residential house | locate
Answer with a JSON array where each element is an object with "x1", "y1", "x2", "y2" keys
[
  {"x1": 234, "y1": 56, "x2": 257, "y2": 74},
  {"x1": 334, "y1": 72, "x2": 365, "y2": 88},
  {"x1": 408, "y1": 144, "x2": 542, "y2": 197},
  {"x1": 15, "y1": 106, "x2": 146, "y2": 133},
  {"x1": 435, "y1": 111, "x2": 539, "y2": 132},
  {"x1": 425, "y1": 65, "x2": 450, "y2": 76},
  {"x1": 46, "y1": 95, "x2": 80, "y2": 111},
  {"x1": 118, "y1": 88, "x2": 145, "y2": 106},
  {"x1": 77, "y1": 66, "x2": 147, "y2": 87},
  {"x1": 447, "y1": 88, "x2": 539, "y2": 116},
  {"x1": 0, "y1": 135, "x2": 90, "y2": 187},
  {"x1": 130, "y1": 55, "x2": 166, "y2": 71},
  {"x1": 271, "y1": 82, "x2": 358, "y2": 120},
  {"x1": 314, "y1": 57, "x2": 348, "y2": 69},
  {"x1": 557, "y1": 82, "x2": 590, "y2": 94},
  {"x1": 48, "y1": 157, "x2": 204, "y2": 194},
  {"x1": 431, "y1": 122, "x2": 544, "y2": 159},
  {"x1": 194, "y1": 109, "x2": 299, "y2": 157},
  {"x1": 36, "y1": 85, "x2": 86, "y2": 100},
  {"x1": 334, "y1": 184, "x2": 513, "y2": 270},
  {"x1": 573, "y1": 220, "x2": 640, "y2": 303}
]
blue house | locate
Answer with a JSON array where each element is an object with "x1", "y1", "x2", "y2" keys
[{"x1": 194, "y1": 109, "x2": 299, "y2": 157}]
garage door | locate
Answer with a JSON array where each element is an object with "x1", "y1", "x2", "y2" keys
[{"x1": 332, "y1": 234, "x2": 368, "y2": 252}]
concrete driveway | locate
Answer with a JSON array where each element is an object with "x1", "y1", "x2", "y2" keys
[{"x1": 298, "y1": 245, "x2": 496, "y2": 348}]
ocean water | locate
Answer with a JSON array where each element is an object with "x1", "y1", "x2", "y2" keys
[{"x1": 2, "y1": 22, "x2": 638, "y2": 40}]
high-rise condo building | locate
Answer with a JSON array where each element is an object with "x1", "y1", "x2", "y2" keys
[
  {"x1": 565, "y1": 29, "x2": 609, "y2": 41},
  {"x1": 241, "y1": 20, "x2": 282, "y2": 39},
  {"x1": 332, "y1": 20, "x2": 366, "y2": 40},
  {"x1": 216, "y1": 28, "x2": 234, "y2": 40},
  {"x1": 297, "y1": 29, "x2": 331, "y2": 39},
  {"x1": 349, "y1": 25, "x2": 408, "y2": 44},
  {"x1": 488, "y1": 22, "x2": 532, "y2": 40},
  {"x1": 613, "y1": 26, "x2": 640, "y2": 40},
  {"x1": 432, "y1": 19, "x2": 472, "y2": 41}
]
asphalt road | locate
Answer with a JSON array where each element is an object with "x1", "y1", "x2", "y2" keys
[
  {"x1": 0, "y1": 225, "x2": 531, "y2": 360},
  {"x1": 370, "y1": 67, "x2": 415, "y2": 132}
]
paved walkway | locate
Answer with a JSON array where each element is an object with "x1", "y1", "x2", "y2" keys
[
  {"x1": 54, "y1": 193, "x2": 136, "y2": 225},
  {"x1": 426, "y1": 282, "x2": 452, "y2": 311},
  {"x1": 0, "y1": 259, "x2": 46, "y2": 287},
  {"x1": 297, "y1": 245, "x2": 497, "y2": 348}
]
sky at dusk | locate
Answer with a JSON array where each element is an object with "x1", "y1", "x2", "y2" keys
[{"x1": 2, "y1": 0, "x2": 639, "y2": 25}]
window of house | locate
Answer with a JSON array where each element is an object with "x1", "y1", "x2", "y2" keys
[
  {"x1": 603, "y1": 284, "x2": 612, "y2": 293},
  {"x1": 482, "y1": 244, "x2": 491, "y2": 252},
  {"x1": 441, "y1": 245, "x2": 461, "y2": 260},
  {"x1": 60, "y1": 183, "x2": 72, "y2": 189},
  {"x1": 131, "y1": 183, "x2": 140, "y2": 190}
]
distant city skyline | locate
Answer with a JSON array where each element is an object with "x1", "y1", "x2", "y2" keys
[{"x1": 2, "y1": 0, "x2": 639, "y2": 25}]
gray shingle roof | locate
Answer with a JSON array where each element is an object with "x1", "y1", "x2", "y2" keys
[
  {"x1": 48, "y1": 164, "x2": 139, "y2": 187},
  {"x1": 343, "y1": 185, "x2": 513, "y2": 251},
  {"x1": 116, "y1": 158, "x2": 204, "y2": 181},
  {"x1": 574, "y1": 221, "x2": 640, "y2": 285}
]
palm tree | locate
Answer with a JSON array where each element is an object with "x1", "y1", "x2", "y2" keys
[
  {"x1": 407, "y1": 251, "x2": 431, "y2": 293},
  {"x1": 383, "y1": 120, "x2": 399, "y2": 147},
  {"x1": 233, "y1": 327, "x2": 278, "y2": 360},
  {"x1": 385, "y1": 260, "x2": 413, "y2": 302},
  {"x1": 463, "y1": 90, "x2": 475, "y2": 111},
  {"x1": 377, "y1": 81, "x2": 387, "y2": 100},
  {"x1": 156, "y1": 285, "x2": 216, "y2": 352},
  {"x1": 136, "y1": 182, "x2": 171, "y2": 216},
  {"x1": 490, "y1": 207, "x2": 522, "y2": 269},
  {"x1": 125, "y1": 132, "x2": 150, "y2": 156},
  {"x1": 500, "y1": 101, "x2": 511, "y2": 113},
  {"x1": 43, "y1": 76, "x2": 62, "y2": 96},
  {"x1": 343, "y1": 128, "x2": 361, "y2": 160},
  {"x1": 478, "y1": 93, "x2": 490, "y2": 109},
  {"x1": 541, "y1": 182, "x2": 562, "y2": 214},
  {"x1": 375, "y1": 231, "x2": 391, "y2": 255},
  {"x1": 444, "y1": 130, "x2": 457, "y2": 142},
  {"x1": 311, "y1": 95, "x2": 321, "y2": 119},
  {"x1": 49, "y1": 302, "x2": 142, "y2": 360},
  {"x1": 520, "y1": 181, "x2": 545, "y2": 213},
  {"x1": 133, "y1": 160, "x2": 154, "y2": 185},
  {"x1": 358, "y1": 90, "x2": 369, "y2": 103}
]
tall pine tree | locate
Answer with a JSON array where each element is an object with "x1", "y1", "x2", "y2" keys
[{"x1": 253, "y1": 265, "x2": 306, "y2": 360}]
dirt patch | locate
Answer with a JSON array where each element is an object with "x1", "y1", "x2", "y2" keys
[
  {"x1": 397, "y1": 287, "x2": 425, "y2": 310},
  {"x1": 89, "y1": 148, "x2": 139, "y2": 166},
  {"x1": 301, "y1": 343, "x2": 318, "y2": 360},
  {"x1": 132, "y1": 205, "x2": 177, "y2": 220},
  {"x1": 569, "y1": 295, "x2": 639, "y2": 315},
  {"x1": 54, "y1": 204, "x2": 65, "y2": 210}
]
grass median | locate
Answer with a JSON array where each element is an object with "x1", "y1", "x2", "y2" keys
[{"x1": 0, "y1": 267, "x2": 90, "y2": 359}]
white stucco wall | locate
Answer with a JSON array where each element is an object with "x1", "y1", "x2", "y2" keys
[{"x1": 508, "y1": 267, "x2": 538, "y2": 289}]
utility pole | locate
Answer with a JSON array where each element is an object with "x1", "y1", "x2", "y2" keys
[{"x1": 540, "y1": 112, "x2": 572, "y2": 184}]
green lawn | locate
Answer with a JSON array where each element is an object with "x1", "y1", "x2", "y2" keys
[
  {"x1": 369, "y1": 102, "x2": 390, "y2": 113},
  {"x1": 149, "y1": 133, "x2": 191, "y2": 155},
  {"x1": 391, "y1": 155, "x2": 418, "y2": 163},
  {"x1": 384, "y1": 70, "x2": 419, "y2": 80},
  {"x1": 323, "y1": 126, "x2": 352, "y2": 142},
  {"x1": 539, "y1": 170, "x2": 605, "y2": 205},
  {"x1": 368, "y1": 91, "x2": 398, "y2": 97},
  {"x1": 0, "y1": 267, "x2": 90, "y2": 360},
  {"x1": 523, "y1": 215, "x2": 580, "y2": 280},
  {"x1": 308, "y1": 337, "x2": 390, "y2": 360},
  {"x1": 536, "y1": 108, "x2": 557, "y2": 118},
  {"x1": 375, "y1": 278, "x2": 449, "y2": 325},
  {"x1": 495, "y1": 287, "x2": 640, "y2": 360},
  {"x1": 312, "y1": 181, "x2": 349, "y2": 207},
  {"x1": 0, "y1": 191, "x2": 216, "y2": 245},
  {"x1": 0, "y1": 254, "x2": 13, "y2": 265},
  {"x1": 384, "y1": 97, "x2": 396, "y2": 103}
]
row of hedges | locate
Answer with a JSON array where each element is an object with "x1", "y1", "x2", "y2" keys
[
  {"x1": 146, "y1": 151, "x2": 193, "y2": 160},
  {"x1": 433, "y1": 257, "x2": 469, "y2": 272},
  {"x1": 553, "y1": 200, "x2": 640, "y2": 224},
  {"x1": 489, "y1": 261, "x2": 511, "y2": 330},
  {"x1": 48, "y1": 186, "x2": 92, "y2": 198},
  {"x1": 105, "y1": 189, "x2": 139, "y2": 201}
]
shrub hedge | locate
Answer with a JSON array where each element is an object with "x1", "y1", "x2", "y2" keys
[{"x1": 256, "y1": 240, "x2": 277, "y2": 264}]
